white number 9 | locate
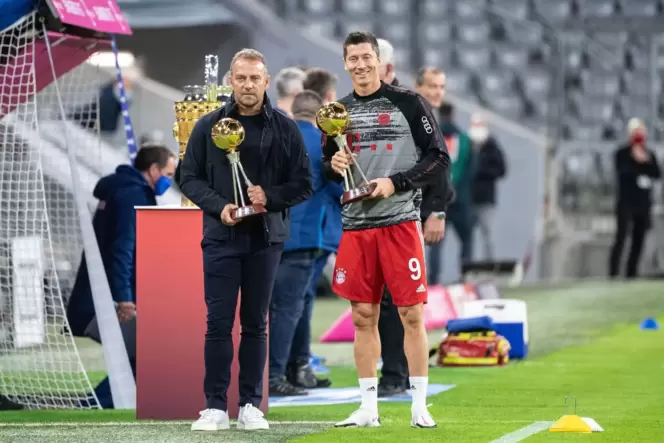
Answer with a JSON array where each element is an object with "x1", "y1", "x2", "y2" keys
[{"x1": 408, "y1": 258, "x2": 421, "y2": 280}]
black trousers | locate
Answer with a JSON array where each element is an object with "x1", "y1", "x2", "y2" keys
[
  {"x1": 202, "y1": 233, "x2": 283, "y2": 411},
  {"x1": 378, "y1": 288, "x2": 408, "y2": 388},
  {"x1": 609, "y1": 207, "x2": 650, "y2": 278}
]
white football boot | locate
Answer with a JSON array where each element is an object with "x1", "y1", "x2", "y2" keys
[
  {"x1": 335, "y1": 408, "x2": 381, "y2": 428},
  {"x1": 411, "y1": 406, "x2": 437, "y2": 428}
]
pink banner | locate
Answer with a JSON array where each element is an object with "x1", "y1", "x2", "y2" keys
[{"x1": 49, "y1": 0, "x2": 131, "y2": 35}]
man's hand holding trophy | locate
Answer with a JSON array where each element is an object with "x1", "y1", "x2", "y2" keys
[
  {"x1": 211, "y1": 118, "x2": 267, "y2": 224},
  {"x1": 317, "y1": 102, "x2": 377, "y2": 205}
]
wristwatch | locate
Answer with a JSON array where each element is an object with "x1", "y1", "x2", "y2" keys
[{"x1": 430, "y1": 211, "x2": 446, "y2": 220}]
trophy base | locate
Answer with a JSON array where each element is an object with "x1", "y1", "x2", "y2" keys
[
  {"x1": 341, "y1": 182, "x2": 377, "y2": 205},
  {"x1": 233, "y1": 204, "x2": 266, "y2": 220}
]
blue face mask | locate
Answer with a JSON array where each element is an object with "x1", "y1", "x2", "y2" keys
[{"x1": 154, "y1": 176, "x2": 172, "y2": 196}]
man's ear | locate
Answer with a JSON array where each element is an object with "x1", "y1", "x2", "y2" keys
[{"x1": 265, "y1": 74, "x2": 270, "y2": 89}]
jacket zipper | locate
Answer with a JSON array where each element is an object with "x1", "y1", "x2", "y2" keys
[{"x1": 259, "y1": 126, "x2": 272, "y2": 245}]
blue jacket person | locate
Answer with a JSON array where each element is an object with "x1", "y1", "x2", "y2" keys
[
  {"x1": 180, "y1": 49, "x2": 312, "y2": 432},
  {"x1": 67, "y1": 144, "x2": 176, "y2": 408}
]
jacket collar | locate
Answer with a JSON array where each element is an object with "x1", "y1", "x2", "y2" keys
[{"x1": 222, "y1": 92, "x2": 274, "y2": 120}]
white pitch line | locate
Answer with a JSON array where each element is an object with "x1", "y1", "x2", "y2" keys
[
  {"x1": 0, "y1": 420, "x2": 336, "y2": 427},
  {"x1": 489, "y1": 421, "x2": 554, "y2": 443}
]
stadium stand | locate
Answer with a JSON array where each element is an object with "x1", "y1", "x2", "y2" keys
[{"x1": 263, "y1": 0, "x2": 664, "y2": 143}]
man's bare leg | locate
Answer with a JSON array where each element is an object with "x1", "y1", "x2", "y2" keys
[
  {"x1": 398, "y1": 303, "x2": 436, "y2": 428},
  {"x1": 335, "y1": 302, "x2": 381, "y2": 427}
]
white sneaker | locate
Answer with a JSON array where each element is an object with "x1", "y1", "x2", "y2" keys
[
  {"x1": 411, "y1": 407, "x2": 437, "y2": 428},
  {"x1": 191, "y1": 408, "x2": 230, "y2": 431},
  {"x1": 335, "y1": 408, "x2": 381, "y2": 428},
  {"x1": 237, "y1": 403, "x2": 269, "y2": 430}
]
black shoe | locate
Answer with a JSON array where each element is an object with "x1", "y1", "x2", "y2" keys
[
  {"x1": 0, "y1": 395, "x2": 23, "y2": 410},
  {"x1": 377, "y1": 383, "x2": 406, "y2": 398},
  {"x1": 287, "y1": 362, "x2": 332, "y2": 389},
  {"x1": 269, "y1": 377, "x2": 308, "y2": 397}
]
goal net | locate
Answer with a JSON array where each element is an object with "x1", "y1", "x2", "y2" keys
[{"x1": 0, "y1": 12, "x2": 113, "y2": 409}]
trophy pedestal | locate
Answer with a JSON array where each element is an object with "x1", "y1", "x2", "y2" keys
[
  {"x1": 233, "y1": 204, "x2": 266, "y2": 220},
  {"x1": 135, "y1": 207, "x2": 269, "y2": 420},
  {"x1": 342, "y1": 182, "x2": 377, "y2": 205}
]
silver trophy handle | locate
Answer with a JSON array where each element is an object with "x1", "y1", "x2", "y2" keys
[
  {"x1": 233, "y1": 163, "x2": 247, "y2": 207},
  {"x1": 236, "y1": 162, "x2": 254, "y2": 187}
]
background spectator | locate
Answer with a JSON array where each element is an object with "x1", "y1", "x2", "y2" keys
[
  {"x1": 469, "y1": 113, "x2": 506, "y2": 261},
  {"x1": 273, "y1": 67, "x2": 306, "y2": 117}
]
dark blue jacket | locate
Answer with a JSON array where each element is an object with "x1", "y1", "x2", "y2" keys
[
  {"x1": 66, "y1": 165, "x2": 156, "y2": 336},
  {"x1": 285, "y1": 120, "x2": 343, "y2": 252},
  {"x1": 179, "y1": 93, "x2": 313, "y2": 243}
]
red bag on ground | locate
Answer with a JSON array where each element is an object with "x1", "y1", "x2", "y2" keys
[{"x1": 437, "y1": 331, "x2": 511, "y2": 367}]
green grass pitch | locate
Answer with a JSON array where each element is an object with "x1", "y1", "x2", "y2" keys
[{"x1": 0, "y1": 280, "x2": 662, "y2": 442}]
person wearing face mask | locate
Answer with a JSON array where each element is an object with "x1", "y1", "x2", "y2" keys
[
  {"x1": 66, "y1": 143, "x2": 176, "y2": 408},
  {"x1": 468, "y1": 113, "x2": 506, "y2": 261},
  {"x1": 609, "y1": 118, "x2": 661, "y2": 278}
]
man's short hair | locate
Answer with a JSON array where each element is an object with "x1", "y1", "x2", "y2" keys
[
  {"x1": 274, "y1": 67, "x2": 306, "y2": 99},
  {"x1": 439, "y1": 102, "x2": 454, "y2": 119},
  {"x1": 133, "y1": 144, "x2": 174, "y2": 172},
  {"x1": 230, "y1": 48, "x2": 268, "y2": 74},
  {"x1": 291, "y1": 90, "x2": 323, "y2": 120},
  {"x1": 376, "y1": 38, "x2": 394, "y2": 65},
  {"x1": 343, "y1": 31, "x2": 380, "y2": 59},
  {"x1": 415, "y1": 67, "x2": 443, "y2": 87},
  {"x1": 303, "y1": 68, "x2": 337, "y2": 99}
]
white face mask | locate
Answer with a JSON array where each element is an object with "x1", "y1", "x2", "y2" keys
[{"x1": 469, "y1": 126, "x2": 489, "y2": 144}]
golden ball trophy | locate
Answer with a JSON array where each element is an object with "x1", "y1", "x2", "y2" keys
[
  {"x1": 211, "y1": 118, "x2": 267, "y2": 220},
  {"x1": 316, "y1": 102, "x2": 376, "y2": 204},
  {"x1": 173, "y1": 54, "x2": 232, "y2": 207}
]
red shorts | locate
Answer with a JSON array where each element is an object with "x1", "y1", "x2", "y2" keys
[{"x1": 332, "y1": 220, "x2": 428, "y2": 307}]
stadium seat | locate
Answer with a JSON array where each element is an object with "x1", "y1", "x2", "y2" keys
[
  {"x1": 444, "y1": 69, "x2": 471, "y2": 94},
  {"x1": 502, "y1": 22, "x2": 545, "y2": 47},
  {"x1": 419, "y1": 22, "x2": 453, "y2": 45},
  {"x1": 482, "y1": 92, "x2": 524, "y2": 119},
  {"x1": 454, "y1": 0, "x2": 488, "y2": 19},
  {"x1": 339, "y1": 0, "x2": 373, "y2": 14},
  {"x1": 577, "y1": 0, "x2": 617, "y2": 17},
  {"x1": 303, "y1": 0, "x2": 335, "y2": 15},
  {"x1": 480, "y1": 69, "x2": 516, "y2": 95},
  {"x1": 420, "y1": 0, "x2": 452, "y2": 18},
  {"x1": 456, "y1": 44, "x2": 492, "y2": 71},
  {"x1": 532, "y1": 0, "x2": 572, "y2": 21},
  {"x1": 378, "y1": 21, "x2": 411, "y2": 46},
  {"x1": 456, "y1": 20, "x2": 491, "y2": 44},
  {"x1": 422, "y1": 47, "x2": 454, "y2": 69},
  {"x1": 377, "y1": 0, "x2": 412, "y2": 17},
  {"x1": 493, "y1": 43, "x2": 529, "y2": 70},
  {"x1": 522, "y1": 69, "x2": 551, "y2": 99},
  {"x1": 618, "y1": 0, "x2": 660, "y2": 16}
]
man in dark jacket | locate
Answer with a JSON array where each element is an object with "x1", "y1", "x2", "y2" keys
[
  {"x1": 67, "y1": 143, "x2": 176, "y2": 407},
  {"x1": 469, "y1": 113, "x2": 506, "y2": 261},
  {"x1": 181, "y1": 49, "x2": 312, "y2": 432},
  {"x1": 609, "y1": 118, "x2": 661, "y2": 278}
]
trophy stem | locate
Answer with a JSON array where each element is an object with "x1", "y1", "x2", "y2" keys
[
  {"x1": 236, "y1": 162, "x2": 253, "y2": 187},
  {"x1": 233, "y1": 163, "x2": 247, "y2": 207},
  {"x1": 232, "y1": 163, "x2": 239, "y2": 207}
]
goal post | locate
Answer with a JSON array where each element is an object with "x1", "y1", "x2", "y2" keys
[{"x1": 0, "y1": 11, "x2": 134, "y2": 409}]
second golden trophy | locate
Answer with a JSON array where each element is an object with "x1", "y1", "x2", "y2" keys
[
  {"x1": 211, "y1": 118, "x2": 267, "y2": 220},
  {"x1": 316, "y1": 102, "x2": 376, "y2": 204}
]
